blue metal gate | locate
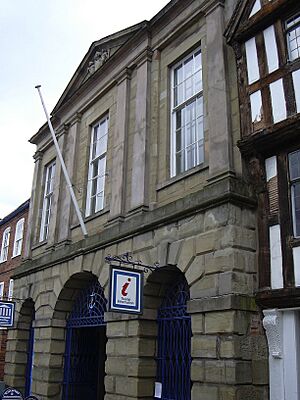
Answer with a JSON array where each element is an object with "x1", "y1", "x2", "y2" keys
[
  {"x1": 25, "y1": 324, "x2": 34, "y2": 397},
  {"x1": 156, "y1": 276, "x2": 192, "y2": 400},
  {"x1": 62, "y1": 280, "x2": 107, "y2": 400}
]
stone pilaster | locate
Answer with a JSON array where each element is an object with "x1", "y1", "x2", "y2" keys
[
  {"x1": 130, "y1": 49, "x2": 152, "y2": 213},
  {"x1": 109, "y1": 69, "x2": 131, "y2": 222},
  {"x1": 57, "y1": 114, "x2": 81, "y2": 243},
  {"x1": 46, "y1": 125, "x2": 69, "y2": 248},
  {"x1": 206, "y1": 3, "x2": 234, "y2": 182},
  {"x1": 105, "y1": 312, "x2": 157, "y2": 399}
]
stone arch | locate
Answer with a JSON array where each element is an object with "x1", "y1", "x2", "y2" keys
[
  {"x1": 37, "y1": 271, "x2": 106, "y2": 400},
  {"x1": 104, "y1": 265, "x2": 191, "y2": 399},
  {"x1": 4, "y1": 298, "x2": 35, "y2": 394},
  {"x1": 145, "y1": 266, "x2": 191, "y2": 398}
]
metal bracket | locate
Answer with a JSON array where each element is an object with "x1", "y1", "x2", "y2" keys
[{"x1": 105, "y1": 252, "x2": 160, "y2": 273}]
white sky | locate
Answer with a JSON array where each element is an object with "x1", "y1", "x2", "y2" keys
[{"x1": 0, "y1": 0, "x2": 170, "y2": 218}]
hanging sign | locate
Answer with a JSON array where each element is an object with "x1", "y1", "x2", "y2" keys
[
  {"x1": 1, "y1": 387, "x2": 23, "y2": 399},
  {"x1": 109, "y1": 266, "x2": 143, "y2": 314},
  {"x1": 0, "y1": 301, "x2": 15, "y2": 328}
]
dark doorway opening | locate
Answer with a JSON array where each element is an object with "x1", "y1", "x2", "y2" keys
[{"x1": 62, "y1": 280, "x2": 107, "y2": 400}]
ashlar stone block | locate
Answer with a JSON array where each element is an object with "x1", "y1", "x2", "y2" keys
[{"x1": 192, "y1": 335, "x2": 217, "y2": 358}]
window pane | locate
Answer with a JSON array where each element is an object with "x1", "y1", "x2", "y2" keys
[
  {"x1": 287, "y1": 14, "x2": 300, "y2": 61},
  {"x1": 245, "y1": 37, "x2": 260, "y2": 83},
  {"x1": 292, "y1": 183, "x2": 300, "y2": 236},
  {"x1": 171, "y1": 49, "x2": 203, "y2": 177},
  {"x1": 176, "y1": 110, "x2": 184, "y2": 153},
  {"x1": 263, "y1": 25, "x2": 278, "y2": 73},
  {"x1": 176, "y1": 151, "x2": 184, "y2": 175},
  {"x1": 289, "y1": 151, "x2": 300, "y2": 180},
  {"x1": 270, "y1": 79, "x2": 286, "y2": 123},
  {"x1": 292, "y1": 69, "x2": 300, "y2": 113},
  {"x1": 184, "y1": 56, "x2": 193, "y2": 79}
]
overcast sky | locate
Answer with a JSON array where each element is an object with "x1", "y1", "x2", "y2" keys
[{"x1": 0, "y1": 0, "x2": 170, "y2": 218}]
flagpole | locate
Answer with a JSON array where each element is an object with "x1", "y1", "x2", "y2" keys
[{"x1": 35, "y1": 85, "x2": 88, "y2": 238}]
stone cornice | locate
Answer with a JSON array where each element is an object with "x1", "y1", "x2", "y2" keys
[{"x1": 13, "y1": 176, "x2": 256, "y2": 279}]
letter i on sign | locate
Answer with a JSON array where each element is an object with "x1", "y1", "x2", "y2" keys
[{"x1": 121, "y1": 278, "x2": 131, "y2": 296}]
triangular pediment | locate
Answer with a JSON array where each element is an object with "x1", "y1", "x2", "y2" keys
[{"x1": 52, "y1": 22, "x2": 145, "y2": 114}]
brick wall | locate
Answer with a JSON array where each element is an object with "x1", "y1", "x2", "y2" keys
[{"x1": 0, "y1": 201, "x2": 29, "y2": 380}]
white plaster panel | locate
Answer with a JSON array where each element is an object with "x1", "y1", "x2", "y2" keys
[
  {"x1": 292, "y1": 246, "x2": 300, "y2": 286},
  {"x1": 245, "y1": 37, "x2": 260, "y2": 84},
  {"x1": 263, "y1": 309, "x2": 284, "y2": 400},
  {"x1": 250, "y1": 90, "x2": 263, "y2": 122},
  {"x1": 249, "y1": 0, "x2": 261, "y2": 17},
  {"x1": 269, "y1": 224, "x2": 284, "y2": 289},
  {"x1": 292, "y1": 69, "x2": 300, "y2": 113},
  {"x1": 270, "y1": 79, "x2": 287, "y2": 123},
  {"x1": 282, "y1": 311, "x2": 300, "y2": 400},
  {"x1": 265, "y1": 156, "x2": 277, "y2": 182},
  {"x1": 263, "y1": 25, "x2": 279, "y2": 73}
]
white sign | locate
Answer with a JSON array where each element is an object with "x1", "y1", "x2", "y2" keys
[
  {"x1": 154, "y1": 382, "x2": 162, "y2": 398},
  {"x1": 109, "y1": 266, "x2": 143, "y2": 314}
]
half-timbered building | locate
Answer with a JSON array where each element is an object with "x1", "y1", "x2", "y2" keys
[{"x1": 225, "y1": 0, "x2": 300, "y2": 399}]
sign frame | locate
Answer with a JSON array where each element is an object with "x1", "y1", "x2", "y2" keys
[
  {"x1": 109, "y1": 265, "x2": 143, "y2": 315},
  {"x1": 0, "y1": 301, "x2": 15, "y2": 328}
]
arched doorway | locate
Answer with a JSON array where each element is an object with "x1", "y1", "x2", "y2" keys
[
  {"x1": 156, "y1": 275, "x2": 192, "y2": 400},
  {"x1": 62, "y1": 279, "x2": 107, "y2": 400}
]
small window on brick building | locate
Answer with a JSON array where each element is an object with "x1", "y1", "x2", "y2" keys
[
  {"x1": 8, "y1": 279, "x2": 14, "y2": 301},
  {"x1": 286, "y1": 13, "x2": 300, "y2": 61},
  {"x1": 0, "y1": 283, "x2": 4, "y2": 300},
  {"x1": 0, "y1": 227, "x2": 11, "y2": 263},
  {"x1": 289, "y1": 150, "x2": 300, "y2": 237},
  {"x1": 13, "y1": 218, "x2": 25, "y2": 257}
]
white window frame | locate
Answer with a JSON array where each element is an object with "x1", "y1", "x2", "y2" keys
[
  {"x1": 286, "y1": 13, "x2": 300, "y2": 61},
  {"x1": 8, "y1": 279, "x2": 14, "y2": 301},
  {"x1": 39, "y1": 160, "x2": 56, "y2": 242},
  {"x1": 0, "y1": 282, "x2": 4, "y2": 300},
  {"x1": 170, "y1": 48, "x2": 204, "y2": 177},
  {"x1": 288, "y1": 149, "x2": 300, "y2": 238},
  {"x1": 12, "y1": 218, "x2": 25, "y2": 257},
  {"x1": 0, "y1": 227, "x2": 11, "y2": 263},
  {"x1": 85, "y1": 115, "x2": 109, "y2": 217}
]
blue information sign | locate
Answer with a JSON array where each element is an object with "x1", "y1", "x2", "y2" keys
[
  {"x1": 109, "y1": 266, "x2": 143, "y2": 314},
  {"x1": 1, "y1": 387, "x2": 23, "y2": 399},
  {"x1": 0, "y1": 301, "x2": 15, "y2": 328}
]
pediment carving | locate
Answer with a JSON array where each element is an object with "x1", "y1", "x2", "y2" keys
[{"x1": 87, "y1": 49, "x2": 111, "y2": 75}]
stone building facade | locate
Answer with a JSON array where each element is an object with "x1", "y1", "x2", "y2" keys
[
  {"x1": 225, "y1": 0, "x2": 300, "y2": 399},
  {"x1": 5, "y1": 0, "x2": 269, "y2": 399},
  {"x1": 0, "y1": 200, "x2": 29, "y2": 382}
]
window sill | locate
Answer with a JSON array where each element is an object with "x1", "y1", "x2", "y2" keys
[
  {"x1": 31, "y1": 240, "x2": 48, "y2": 251},
  {"x1": 156, "y1": 163, "x2": 208, "y2": 192},
  {"x1": 70, "y1": 207, "x2": 110, "y2": 230},
  {"x1": 11, "y1": 254, "x2": 21, "y2": 259},
  {"x1": 0, "y1": 260, "x2": 7, "y2": 264}
]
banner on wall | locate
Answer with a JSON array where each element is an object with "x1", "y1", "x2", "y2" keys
[{"x1": 109, "y1": 266, "x2": 143, "y2": 314}]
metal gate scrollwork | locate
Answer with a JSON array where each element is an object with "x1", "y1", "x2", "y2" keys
[
  {"x1": 63, "y1": 280, "x2": 107, "y2": 400},
  {"x1": 156, "y1": 276, "x2": 192, "y2": 400}
]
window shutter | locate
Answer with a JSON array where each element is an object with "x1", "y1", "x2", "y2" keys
[{"x1": 268, "y1": 175, "x2": 279, "y2": 216}]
